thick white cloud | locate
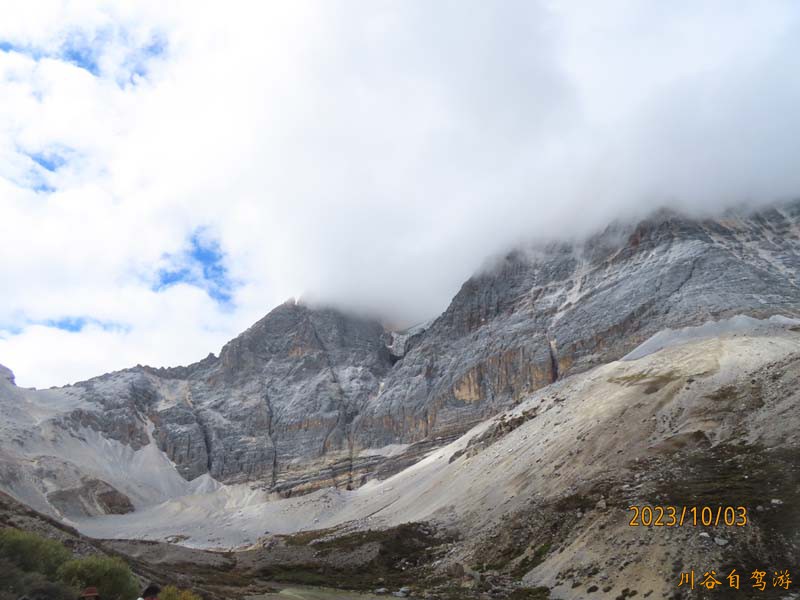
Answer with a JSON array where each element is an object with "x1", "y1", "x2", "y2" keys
[{"x1": 1, "y1": 0, "x2": 799, "y2": 387}]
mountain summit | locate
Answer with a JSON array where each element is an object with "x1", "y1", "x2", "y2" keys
[{"x1": 1, "y1": 201, "x2": 799, "y2": 519}]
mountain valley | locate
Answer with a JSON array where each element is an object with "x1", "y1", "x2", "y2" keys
[{"x1": 2, "y1": 203, "x2": 799, "y2": 599}]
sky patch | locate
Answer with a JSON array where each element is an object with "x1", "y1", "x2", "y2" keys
[
  {"x1": 156, "y1": 230, "x2": 236, "y2": 305},
  {"x1": 29, "y1": 150, "x2": 67, "y2": 172},
  {"x1": 44, "y1": 317, "x2": 90, "y2": 332},
  {"x1": 1, "y1": 26, "x2": 167, "y2": 85},
  {"x1": 59, "y1": 30, "x2": 103, "y2": 75},
  {"x1": 18, "y1": 148, "x2": 72, "y2": 193},
  {"x1": 26, "y1": 317, "x2": 129, "y2": 333},
  {"x1": 122, "y1": 31, "x2": 167, "y2": 84}
]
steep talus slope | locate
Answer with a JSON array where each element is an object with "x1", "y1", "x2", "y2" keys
[
  {"x1": 437, "y1": 327, "x2": 800, "y2": 599},
  {"x1": 74, "y1": 325, "x2": 800, "y2": 599},
  {"x1": 1, "y1": 201, "x2": 799, "y2": 521}
]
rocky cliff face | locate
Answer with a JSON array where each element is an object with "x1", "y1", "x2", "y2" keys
[
  {"x1": 354, "y1": 202, "x2": 800, "y2": 447},
  {"x1": 79, "y1": 301, "x2": 393, "y2": 487},
  {"x1": 1, "y1": 202, "x2": 799, "y2": 516},
  {"x1": 68, "y1": 323, "x2": 800, "y2": 597}
]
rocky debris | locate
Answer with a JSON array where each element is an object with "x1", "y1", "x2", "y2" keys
[
  {"x1": 229, "y1": 522, "x2": 453, "y2": 595},
  {"x1": 173, "y1": 301, "x2": 396, "y2": 485},
  {"x1": 46, "y1": 478, "x2": 134, "y2": 518},
  {"x1": 2, "y1": 201, "x2": 800, "y2": 513},
  {"x1": 1, "y1": 301, "x2": 396, "y2": 507},
  {"x1": 0, "y1": 365, "x2": 14, "y2": 385},
  {"x1": 270, "y1": 433, "x2": 461, "y2": 497},
  {"x1": 0, "y1": 490, "x2": 104, "y2": 559},
  {"x1": 152, "y1": 401, "x2": 210, "y2": 480},
  {"x1": 427, "y1": 336, "x2": 797, "y2": 599},
  {"x1": 3, "y1": 327, "x2": 796, "y2": 599},
  {"x1": 62, "y1": 404, "x2": 151, "y2": 451},
  {"x1": 449, "y1": 408, "x2": 539, "y2": 463},
  {"x1": 386, "y1": 320, "x2": 431, "y2": 361},
  {"x1": 357, "y1": 201, "x2": 800, "y2": 450}
]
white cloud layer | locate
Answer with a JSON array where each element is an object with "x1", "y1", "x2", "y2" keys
[{"x1": 1, "y1": 0, "x2": 799, "y2": 387}]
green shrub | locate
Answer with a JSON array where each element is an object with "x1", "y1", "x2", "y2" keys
[
  {"x1": 160, "y1": 585, "x2": 203, "y2": 600},
  {"x1": 0, "y1": 557, "x2": 76, "y2": 600},
  {"x1": 58, "y1": 555, "x2": 139, "y2": 600},
  {"x1": 0, "y1": 527, "x2": 71, "y2": 577}
]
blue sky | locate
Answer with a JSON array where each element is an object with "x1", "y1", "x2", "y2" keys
[
  {"x1": 156, "y1": 230, "x2": 236, "y2": 306},
  {"x1": 40, "y1": 317, "x2": 128, "y2": 333},
  {"x1": 0, "y1": 25, "x2": 167, "y2": 83},
  {"x1": 29, "y1": 150, "x2": 67, "y2": 172}
]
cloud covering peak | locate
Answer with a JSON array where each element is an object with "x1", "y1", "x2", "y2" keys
[{"x1": 1, "y1": 0, "x2": 800, "y2": 387}]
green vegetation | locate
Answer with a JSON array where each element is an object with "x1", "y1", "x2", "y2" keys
[
  {"x1": 160, "y1": 585, "x2": 204, "y2": 600},
  {"x1": 58, "y1": 555, "x2": 140, "y2": 600},
  {"x1": 0, "y1": 527, "x2": 71, "y2": 577},
  {"x1": 0, "y1": 527, "x2": 205, "y2": 600},
  {"x1": 608, "y1": 370, "x2": 679, "y2": 392},
  {"x1": 703, "y1": 384, "x2": 738, "y2": 402},
  {"x1": 283, "y1": 525, "x2": 342, "y2": 546},
  {"x1": 431, "y1": 585, "x2": 549, "y2": 600},
  {"x1": 508, "y1": 588, "x2": 550, "y2": 600},
  {"x1": 264, "y1": 523, "x2": 448, "y2": 590},
  {"x1": 654, "y1": 443, "x2": 800, "y2": 568},
  {"x1": 0, "y1": 557, "x2": 76, "y2": 600},
  {"x1": 0, "y1": 527, "x2": 142, "y2": 600}
]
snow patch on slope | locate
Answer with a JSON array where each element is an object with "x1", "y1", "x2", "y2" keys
[{"x1": 622, "y1": 315, "x2": 800, "y2": 361}]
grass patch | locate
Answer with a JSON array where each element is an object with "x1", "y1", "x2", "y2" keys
[
  {"x1": 283, "y1": 526, "x2": 342, "y2": 547},
  {"x1": 655, "y1": 443, "x2": 799, "y2": 567},
  {"x1": 261, "y1": 523, "x2": 449, "y2": 591},
  {"x1": 608, "y1": 371, "x2": 680, "y2": 394},
  {"x1": 511, "y1": 542, "x2": 552, "y2": 578},
  {"x1": 508, "y1": 588, "x2": 551, "y2": 600},
  {"x1": 704, "y1": 385, "x2": 738, "y2": 402}
]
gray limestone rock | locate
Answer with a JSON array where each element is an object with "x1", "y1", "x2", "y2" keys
[
  {"x1": 0, "y1": 365, "x2": 14, "y2": 385},
  {"x1": 46, "y1": 478, "x2": 134, "y2": 518},
  {"x1": 2, "y1": 201, "x2": 800, "y2": 503},
  {"x1": 354, "y1": 201, "x2": 800, "y2": 448}
]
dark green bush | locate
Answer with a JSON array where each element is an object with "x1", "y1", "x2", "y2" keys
[
  {"x1": 0, "y1": 528, "x2": 141, "y2": 600},
  {"x1": 58, "y1": 555, "x2": 139, "y2": 600},
  {"x1": 0, "y1": 557, "x2": 76, "y2": 600},
  {"x1": 0, "y1": 527, "x2": 71, "y2": 577},
  {"x1": 160, "y1": 585, "x2": 203, "y2": 600}
]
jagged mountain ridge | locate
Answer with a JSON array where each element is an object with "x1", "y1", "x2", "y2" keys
[
  {"x1": 66, "y1": 319, "x2": 800, "y2": 598},
  {"x1": 356, "y1": 201, "x2": 800, "y2": 447},
  {"x1": 1, "y1": 201, "x2": 799, "y2": 518}
]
